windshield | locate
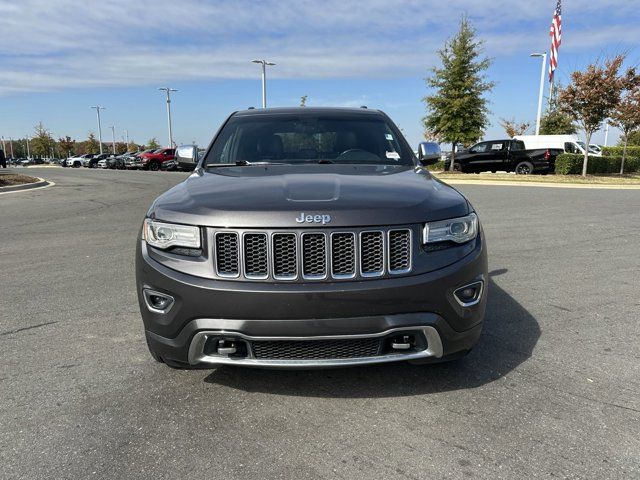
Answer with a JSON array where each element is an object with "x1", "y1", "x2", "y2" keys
[{"x1": 204, "y1": 114, "x2": 415, "y2": 167}]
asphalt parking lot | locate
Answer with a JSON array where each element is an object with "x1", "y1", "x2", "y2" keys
[{"x1": 1, "y1": 167, "x2": 639, "y2": 479}]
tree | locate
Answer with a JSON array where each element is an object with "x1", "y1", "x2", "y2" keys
[
  {"x1": 623, "y1": 130, "x2": 640, "y2": 146},
  {"x1": 423, "y1": 16, "x2": 494, "y2": 171},
  {"x1": 115, "y1": 142, "x2": 128, "y2": 154},
  {"x1": 30, "y1": 122, "x2": 53, "y2": 157},
  {"x1": 559, "y1": 55, "x2": 634, "y2": 176},
  {"x1": 300, "y1": 95, "x2": 308, "y2": 107},
  {"x1": 147, "y1": 137, "x2": 160, "y2": 150},
  {"x1": 499, "y1": 117, "x2": 530, "y2": 137},
  {"x1": 85, "y1": 132, "x2": 100, "y2": 154},
  {"x1": 127, "y1": 141, "x2": 139, "y2": 152},
  {"x1": 609, "y1": 75, "x2": 640, "y2": 173},
  {"x1": 58, "y1": 136, "x2": 76, "y2": 157},
  {"x1": 539, "y1": 85, "x2": 577, "y2": 135}
]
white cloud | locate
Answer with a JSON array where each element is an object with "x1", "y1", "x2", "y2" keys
[{"x1": 0, "y1": 0, "x2": 638, "y2": 94}]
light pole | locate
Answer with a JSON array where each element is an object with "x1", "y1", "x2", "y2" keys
[
  {"x1": 91, "y1": 106, "x2": 106, "y2": 154},
  {"x1": 1, "y1": 137, "x2": 5, "y2": 153},
  {"x1": 251, "y1": 59, "x2": 276, "y2": 108},
  {"x1": 124, "y1": 129, "x2": 129, "y2": 150},
  {"x1": 26, "y1": 136, "x2": 31, "y2": 159},
  {"x1": 158, "y1": 87, "x2": 177, "y2": 148},
  {"x1": 530, "y1": 52, "x2": 547, "y2": 136},
  {"x1": 603, "y1": 122, "x2": 610, "y2": 147},
  {"x1": 9, "y1": 137, "x2": 14, "y2": 158},
  {"x1": 109, "y1": 126, "x2": 117, "y2": 154}
]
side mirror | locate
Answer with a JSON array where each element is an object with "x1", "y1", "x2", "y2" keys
[
  {"x1": 176, "y1": 145, "x2": 198, "y2": 170},
  {"x1": 417, "y1": 142, "x2": 441, "y2": 166}
]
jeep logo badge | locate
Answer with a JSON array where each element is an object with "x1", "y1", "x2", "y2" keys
[{"x1": 295, "y1": 213, "x2": 332, "y2": 225}]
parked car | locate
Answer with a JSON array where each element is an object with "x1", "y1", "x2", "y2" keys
[
  {"x1": 140, "y1": 148, "x2": 176, "y2": 171},
  {"x1": 107, "y1": 152, "x2": 133, "y2": 169},
  {"x1": 445, "y1": 139, "x2": 561, "y2": 174},
  {"x1": 140, "y1": 106, "x2": 487, "y2": 369},
  {"x1": 66, "y1": 155, "x2": 83, "y2": 167},
  {"x1": 126, "y1": 149, "x2": 154, "y2": 169},
  {"x1": 87, "y1": 153, "x2": 109, "y2": 168}
]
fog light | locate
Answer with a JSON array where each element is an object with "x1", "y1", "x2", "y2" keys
[
  {"x1": 143, "y1": 289, "x2": 175, "y2": 314},
  {"x1": 453, "y1": 281, "x2": 483, "y2": 307}
]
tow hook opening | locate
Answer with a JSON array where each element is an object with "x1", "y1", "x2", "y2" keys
[
  {"x1": 381, "y1": 332, "x2": 426, "y2": 355},
  {"x1": 203, "y1": 336, "x2": 249, "y2": 358}
]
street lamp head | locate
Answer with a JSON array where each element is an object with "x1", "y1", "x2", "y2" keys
[
  {"x1": 252, "y1": 59, "x2": 263, "y2": 64},
  {"x1": 530, "y1": 52, "x2": 545, "y2": 57},
  {"x1": 266, "y1": 62, "x2": 276, "y2": 66}
]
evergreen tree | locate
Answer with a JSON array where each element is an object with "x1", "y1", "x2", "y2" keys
[
  {"x1": 147, "y1": 137, "x2": 161, "y2": 150},
  {"x1": 85, "y1": 132, "x2": 100, "y2": 154},
  {"x1": 423, "y1": 17, "x2": 494, "y2": 171}
]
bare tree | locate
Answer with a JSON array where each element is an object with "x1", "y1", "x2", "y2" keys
[
  {"x1": 499, "y1": 117, "x2": 530, "y2": 137},
  {"x1": 559, "y1": 55, "x2": 634, "y2": 176}
]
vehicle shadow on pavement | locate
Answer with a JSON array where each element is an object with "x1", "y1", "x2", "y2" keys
[{"x1": 203, "y1": 269, "x2": 541, "y2": 397}]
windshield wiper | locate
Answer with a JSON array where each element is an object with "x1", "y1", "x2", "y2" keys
[{"x1": 316, "y1": 159, "x2": 334, "y2": 164}]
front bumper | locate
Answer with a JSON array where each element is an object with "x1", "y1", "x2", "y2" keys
[{"x1": 137, "y1": 232, "x2": 487, "y2": 368}]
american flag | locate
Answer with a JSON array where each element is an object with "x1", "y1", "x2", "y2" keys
[{"x1": 549, "y1": 0, "x2": 562, "y2": 82}]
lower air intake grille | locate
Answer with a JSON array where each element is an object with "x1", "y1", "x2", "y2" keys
[{"x1": 251, "y1": 338, "x2": 381, "y2": 360}]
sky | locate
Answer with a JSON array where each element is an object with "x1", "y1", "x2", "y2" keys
[{"x1": 1, "y1": 0, "x2": 639, "y2": 150}]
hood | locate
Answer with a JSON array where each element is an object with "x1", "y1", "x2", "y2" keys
[{"x1": 149, "y1": 164, "x2": 470, "y2": 228}]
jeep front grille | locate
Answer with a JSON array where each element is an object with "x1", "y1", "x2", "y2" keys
[{"x1": 212, "y1": 227, "x2": 413, "y2": 282}]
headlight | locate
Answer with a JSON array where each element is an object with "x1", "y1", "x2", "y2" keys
[
  {"x1": 143, "y1": 219, "x2": 201, "y2": 249},
  {"x1": 422, "y1": 213, "x2": 478, "y2": 244}
]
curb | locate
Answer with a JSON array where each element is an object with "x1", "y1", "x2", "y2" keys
[
  {"x1": 0, "y1": 177, "x2": 54, "y2": 194},
  {"x1": 437, "y1": 178, "x2": 640, "y2": 190}
]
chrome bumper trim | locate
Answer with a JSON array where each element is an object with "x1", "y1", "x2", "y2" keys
[{"x1": 187, "y1": 326, "x2": 443, "y2": 368}]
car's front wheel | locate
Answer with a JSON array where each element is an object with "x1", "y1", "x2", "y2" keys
[{"x1": 149, "y1": 161, "x2": 160, "y2": 171}]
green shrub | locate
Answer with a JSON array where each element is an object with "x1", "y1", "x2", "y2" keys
[
  {"x1": 426, "y1": 160, "x2": 445, "y2": 171},
  {"x1": 601, "y1": 146, "x2": 640, "y2": 158},
  {"x1": 555, "y1": 153, "x2": 640, "y2": 174}
]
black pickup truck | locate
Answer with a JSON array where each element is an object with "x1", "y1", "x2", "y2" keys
[{"x1": 444, "y1": 139, "x2": 561, "y2": 174}]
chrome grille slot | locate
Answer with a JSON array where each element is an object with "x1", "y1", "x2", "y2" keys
[
  {"x1": 388, "y1": 229, "x2": 412, "y2": 274},
  {"x1": 302, "y1": 233, "x2": 327, "y2": 279},
  {"x1": 243, "y1": 233, "x2": 268, "y2": 279},
  {"x1": 215, "y1": 232, "x2": 239, "y2": 277},
  {"x1": 331, "y1": 232, "x2": 356, "y2": 278},
  {"x1": 360, "y1": 231, "x2": 384, "y2": 277},
  {"x1": 272, "y1": 233, "x2": 298, "y2": 280}
]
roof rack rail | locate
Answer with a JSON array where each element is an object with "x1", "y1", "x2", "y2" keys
[{"x1": 360, "y1": 105, "x2": 368, "y2": 109}]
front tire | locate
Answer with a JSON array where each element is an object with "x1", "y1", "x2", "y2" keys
[
  {"x1": 515, "y1": 161, "x2": 533, "y2": 175},
  {"x1": 149, "y1": 161, "x2": 160, "y2": 171}
]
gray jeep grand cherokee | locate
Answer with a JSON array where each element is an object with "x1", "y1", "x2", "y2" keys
[{"x1": 136, "y1": 107, "x2": 487, "y2": 368}]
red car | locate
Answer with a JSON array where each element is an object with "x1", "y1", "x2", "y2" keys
[{"x1": 140, "y1": 148, "x2": 175, "y2": 171}]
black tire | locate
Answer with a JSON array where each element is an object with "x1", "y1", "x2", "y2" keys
[
  {"x1": 515, "y1": 161, "x2": 533, "y2": 175},
  {"x1": 452, "y1": 162, "x2": 463, "y2": 173},
  {"x1": 149, "y1": 161, "x2": 160, "y2": 171}
]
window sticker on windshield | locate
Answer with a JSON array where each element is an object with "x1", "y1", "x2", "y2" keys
[
  {"x1": 385, "y1": 133, "x2": 394, "y2": 141},
  {"x1": 386, "y1": 151, "x2": 401, "y2": 160}
]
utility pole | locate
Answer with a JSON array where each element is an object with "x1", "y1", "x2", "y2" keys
[
  {"x1": 251, "y1": 59, "x2": 276, "y2": 108},
  {"x1": 90, "y1": 106, "x2": 106, "y2": 154},
  {"x1": 158, "y1": 87, "x2": 177, "y2": 148},
  {"x1": 110, "y1": 126, "x2": 116, "y2": 154},
  {"x1": 530, "y1": 52, "x2": 547, "y2": 136}
]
